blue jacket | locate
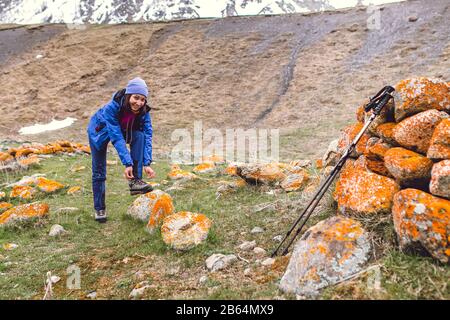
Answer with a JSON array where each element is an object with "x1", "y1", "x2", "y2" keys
[{"x1": 88, "y1": 89, "x2": 153, "y2": 167}]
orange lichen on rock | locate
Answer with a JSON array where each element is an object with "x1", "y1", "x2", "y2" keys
[
  {"x1": 161, "y1": 211, "x2": 212, "y2": 250},
  {"x1": 354, "y1": 155, "x2": 393, "y2": 178},
  {"x1": 392, "y1": 188, "x2": 450, "y2": 263},
  {"x1": 384, "y1": 147, "x2": 433, "y2": 183},
  {"x1": 14, "y1": 148, "x2": 34, "y2": 158},
  {"x1": 279, "y1": 216, "x2": 371, "y2": 296},
  {"x1": 0, "y1": 152, "x2": 13, "y2": 163},
  {"x1": 193, "y1": 162, "x2": 216, "y2": 173},
  {"x1": 334, "y1": 162, "x2": 400, "y2": 215},
  {"x1": 67, "y1": 186, "x2": 82, "y2": 195},
  {"x1": 167, "y1": 164, "x2": 197, "y2": 180},
  {"x1": 375, "y1": 122, "x2": 397, "y2": 145},
  {"x1": 36, "y1": 177, "x2": 65, "y2": 193},
  {"x1": 127, "y1": 190, "x2": 175, "y2": 233},
  {"x1": 337, "y1": 123, "x2": 371, "y2": 158},
  {"x1": 0, "y1": 202, "x2": 13, "y2": 212},
  {"x1": 366, "y1": 141, "x2": 391, "y2": 160},
  {"x1": 201, "y1": 154, "x2": 225, "y2": 164},
  {"x1": 10, "y1": 185, "x2": 36, "y2": 199},
  {"x1": 393, "y1": 109, "x2": 448, "y2": 154},
  {"x1": 0, "y1": 191, "x2": 5, "y2": 199},
  {"x1": 393, "y1": 77, "x2": 450, "y2": 122},
  {"x1": 356, "y1": 104, "x2": 365, "y2": 123},
  {"x1": 281, "y1": 171, "x2": 309, "y2": 192},
  {"x1": 427, "y1": 118, "x2": 450, "y2": 160},
  {"x1": 18, "y1": 155, "x2": 40, "y2": 167},
  {"x1": 224, "y1": 163, "x2": 238, "y2": 176},
  {"x1": 0, "y1": 202, "x2": 49, "y2": 225},
  {"x1": 430, "y1": 160, "x2": 450, "y2": 199}
]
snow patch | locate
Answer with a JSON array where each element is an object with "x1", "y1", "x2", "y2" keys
[{"x1": 19, "y1": 117, "x2": 77, "y2": 135}]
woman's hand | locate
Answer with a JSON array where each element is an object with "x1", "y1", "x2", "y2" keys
[
  {"x1": 124, "y1": 166, "x2": 134, "y2": 180},
  {"x1": 144, "y1": 166, "x2": 156, "y2": 179}
]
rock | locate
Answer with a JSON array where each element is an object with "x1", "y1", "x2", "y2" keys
[
  {"x1": 250, "y1": 227, "x2": 264, "y2": 234},
  {"x1": 334, "y1": 163, "x2": 400, "y2": 215},
  {"x1": 167, "y1": 164, "x2": 197, "y2": 180},
  {"x1": 129, "y1": 281, "x2": 150, "y2": 299},
  {"x1": 2, "y1": 243, "x2": 18, "y2": 251},
  {"x1": 244, "y1": 268, "x2": 252, "y2": 276},
  {"x1": 430, "y1": 160, "x2": 450, "y2": 199},
  {"x1": 427, "y1": 118, "x2": 450, "y2": 160},
  {"x1": 224, "y1": 163, "x2": 239, "y2": 176},
  {"x1": 279, "y1": 216, "x2": 371, "y2": 297},
  {"x1": 393, "y1": 78, "x2": 450, "y2": 122},
  {"x1": 161, "y1": 211, "x2": 212, "y2": 250},
  {"x1": 126, "y1": 190, "x2": 174, "y2": 233},
  {"x1": 202, "y1": 154, "x2": 225, "y2": 164},
  {"x1": 36, "y1": 177, "x2": 65, "y2": 193},
  {"x1": 10, "y1": 185, "x2": 37, "y2": 200},
  {"x1": 347, "y1": 23, "x2": 359, "y2": 32},
  {"x1": 392, "y1": 189, "x2": 450, "y2": 263},
  {"x1": 46, "y1": 275, "x2": 61, "y2": 285},
  {"x1": 18, "y1": 155, "x2": 40, "y2": 167},
  {"x1": 205, "y1": 253, "x2": 237, "y2": 272},
  {"x1": 238, "y1": 240, "x2": 256, "y2": 251},
  {"x1": 0, "y1": 192, "x2": 5, "y2": 200},
  {"x1": 384, "y1": 147, "x2": 433, "y2": 185},
  {"x1": 0, "y1": 202, "x2": 13, "y2": 213},
  {"x1": 55, "y1": 207, "x2": 80, "y2": 214},
  {"x1": 408, "y1": 15, "x2": 418, "y2": 22},
  {"x1": 393, "y1": 109, "x2": 448, "y2": 154},
  {"x1": 261, "y1": 258, "x2": 275, "y2": 266},
  {"x1": 273, "y1": 235, "x2": 283, "y2": 242},
  {"x1": 199, "y1": 275, "x2": 208, "y2": 285},
  {"x1": 337, "y1": 123, "x2": 371, "y2": 158},
  {"x1": 280, "y1": 171, "x2": 309, "y2": 192},
  {"x1": 0, "y1": 202, "x2": 49, "y2": 226},
  {"x1": 288, "y1": 160, "x2": 312, "y2": 168},
  {"x1": 253, "y1": 247, "x2": 267, "y2": 256},
  {"x1": 354, "y1": 155, "x2": 393, "y2": 178},
  {"x1": 375, "y1": 122, "x2": 397, "y2": 145},
  {"x1": 49, "y1": 224, "x2": 65, "y2": 237},
  {"x1": 86, "y1": 291, "x2": 97, "y2": 299},
  {"x1": 193, "y1": 162, "x2": 216, "y2": 174},
  {"x1": 106, "y1": 160, "x2": 118, "y2": 166},
  {"x1": 366, "y1": 140, "x2": 391, "y2": 160},
  {"x1": 67, "y1": 186, "x2": 81, "y2": 195},
  {"x1": 365, "y1": 99, "x2": 395, "y2": 135},
  {"x1": 322, "y1": 139, "x2": 340, "y2": 166},
  {"x1": 236, "y1": 163, "x2": 286, "y2": 185},
  {"x1": 133, "y1": 271, "x2": 147, "y2": 282},
  {"x1": 215, "y1": 179, "x2": 246, "y2": 198}
]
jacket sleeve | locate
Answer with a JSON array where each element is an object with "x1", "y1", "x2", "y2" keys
[
  {"x1": 103, "y1": 101, "x2": 133, "y2": 167},
  {"x1": 143, "y1": 112, "x2": 153, "y2": 166}
]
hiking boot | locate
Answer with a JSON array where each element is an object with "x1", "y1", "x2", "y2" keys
[
  {"x1": 94, "y1": 210, "x2": 107, "y2": 223},
  {"x1": 129, "y1": 179, "x2": 153, "y2": 195}
]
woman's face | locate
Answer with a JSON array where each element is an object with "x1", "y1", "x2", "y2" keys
[{"x1": 129, "y1": 94, "x2": 146, "y2": 113}]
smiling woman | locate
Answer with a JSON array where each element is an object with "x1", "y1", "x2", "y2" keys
[{"x1": 87, "y1": 77, "x2": 156, "y2": 223}]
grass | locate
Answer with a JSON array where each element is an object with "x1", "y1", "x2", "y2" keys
[{"x1": 0, "y1": 150, "x2": 448, "y2": 300}]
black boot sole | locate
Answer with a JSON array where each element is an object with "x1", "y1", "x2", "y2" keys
[
  {"x1": 95, "y1": 217, "x2": 107, "y2": 223},
  {"x1": 130, "y1": 188, "x2": 153, "y2": 196}
]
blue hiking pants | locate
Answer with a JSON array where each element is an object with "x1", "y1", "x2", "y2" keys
[{"x1": 88, "y1": 127, "x2": 145, "y2": 211}]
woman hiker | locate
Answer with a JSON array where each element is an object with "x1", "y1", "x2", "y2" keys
[{"x1": 87, "y1": 77, "x2": 156, "y2": 223}]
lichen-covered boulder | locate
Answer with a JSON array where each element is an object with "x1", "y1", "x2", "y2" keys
[
  {"x1": 392, "y1": 189, "x2": 450, "y2": 263},
  {"x1": 202, "y1": 154, "x2": 225, "y2": 164},
  {"x1": 427, "y1": 118, "x2": 450, "y2": 160},
  {"x1": 384, "y1": 147, "x2": 433, "y2": 184},
  {"x1": 126, "y1": 190, "x2": 174, "y2": 233},
  {"x1": 236, "y1": 163, "x2": 286, "y2": 185},
  {"x1": 430, "y1": 160, "x2": 450, "y2": 199},
  {"x1": 393, "y1": 109, "x2": 448, "y2": 154},
  {"x1": 10, "y1": 185, "x2": 37, "y2": 200},
  {"x1": 224, "y1": 163, "x2": 239, "y2": 176},
  {"x1": 375, "y1": 122, "x2": 397, "y2": 145},
  {"x1": 279, "y1": 216, "x2": 371, "y2": 297},
  {"x1": 366, "y1": 140, "x2": 391, "y2": 161},
  {"x1": 17, "y1": 155, "x2": 40, "y2": 167},
  {"x1": 334, "y1": 163, "x2": 400, "y2": 215},
  {"x1": 337, "y1": 123, "x2": 371, "y2": 158},
  {"x1": 0, "y1": 202, "x2": 49, "y2": 226},
  {"x1": 0, "y1": 152, "x2": 14, "y2": 163},
  {"x1": 322, "y1": 139, "x2": 340, "y2": 166},
  {"x1": 167, "y1": 164, "x2": 197, "y2": 180},
  {"x1": 161, "y1": 211, "x2": 212, "y2": 250},
  {"x1": 193, "y1": 162, "x2": 216, "y2": 174},
  {"x1": 364, "y1": 99, "x2": 395, "y2": 135},
  {"x1": 36, "y1": 177, "x2": 65, "y2": 193},
  {"x1": 393, "y1": 77, "x2": 450, "y2": 122},
  {"x1": 215, "y1": 179, "x2": 246, "y2": 198},
  {"x1": 280, "y1": 171, "x2": 309, "y2": 192}
]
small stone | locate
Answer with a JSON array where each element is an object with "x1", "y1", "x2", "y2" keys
[
  {"x1": 49, "y1": 224, "x2": 65, "y2": 237},
  {"x1": 86, "y1": 291, "x2": 97, "y2": 299},
  {"x1": 253, "y1": 247, "x2": 267, "y2": 256},
  {"x1": 129, "y1": 284, "x2": 150, "y2": 299},
  {"x1": 273, "y1": 235, "x2": 283, "y2": 242},
  {"x1": 205, "y1": 254, "x2": 238, "y2": 272},
  {"x1": 244, "y1": 268, "x2": 252, "y2": 276},
  {"x1": 250, "y1": 227, "x2": 264, "y2": 234},
  {"x1": 199, "y1": 275, "x2": 208, "y2": 285},
  {"x1": 238, "y1": 240, "x2": 256, "y2": 251},
  {"x1": 2, "y1": 243, "x2": 18, "y2": 251},
  {"x1": 408, "y1": 15, "x2": 418, "y2": 22},
  {"x1": 261, "y1": 258, "x2": 275, "y2": 266},
  {"x1": 46, "y1": 275, "x2": 61, "y2": 284},
  {"x1": 55, "y1": 207, "x2": 80, "y2": 214},
  {"x1": 133, "y1": 271, "x2": 146, "y2": 282}
]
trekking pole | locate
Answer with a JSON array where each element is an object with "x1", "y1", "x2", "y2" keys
[{"x1": 271, "y1": 86, "x2": 395, "y2": 257}]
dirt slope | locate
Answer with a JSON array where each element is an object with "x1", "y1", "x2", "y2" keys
[{"x1": 0, "y1": 0, "x2": 449, "y2": 158}]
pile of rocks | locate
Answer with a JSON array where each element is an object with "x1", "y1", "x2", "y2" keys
[{"x1": 280, "y1": 77, "x2": 450, "y2": 297}]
